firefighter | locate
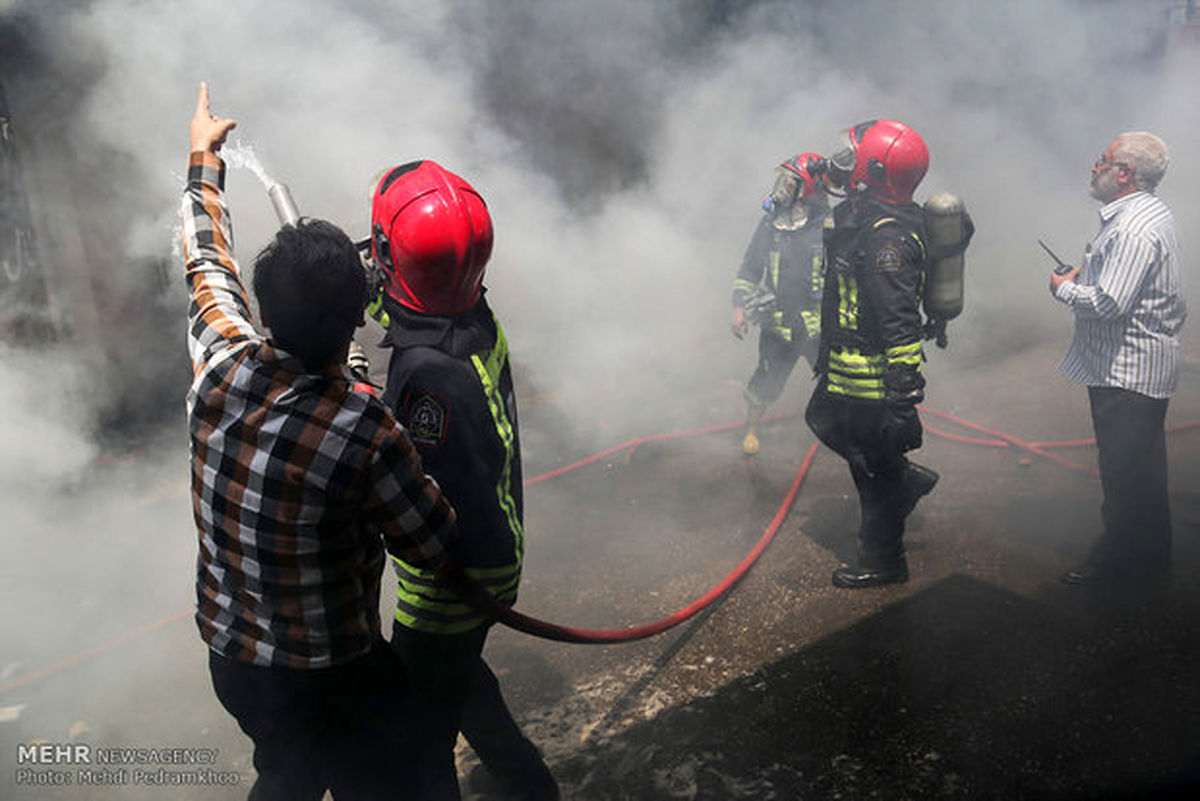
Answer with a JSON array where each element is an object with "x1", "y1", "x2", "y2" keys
[
  {"x1": 731, "y1": 153, "x2": 828, "y2": 455},
  {"x1": 369, "y1": 161, "x2": 558, "y2": 800},
  {"x1": 805, "y1": 120, "x2": 940, "y2": 589}
]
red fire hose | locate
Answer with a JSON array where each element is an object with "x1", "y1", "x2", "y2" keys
[
  {"x1": 474, "y1": 407, "x2": 1199, "y2": 643},
  {"x1": 2, "y1": 408, "x2": 1197, "y2": 693},
  {"x1": 465, "y1": 439, "x2": 820, "y2": 644}
]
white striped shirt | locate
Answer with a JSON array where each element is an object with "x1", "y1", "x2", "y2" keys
[{"x1": 1055, "y1": 191, "x2": 1186, "y2": 399}]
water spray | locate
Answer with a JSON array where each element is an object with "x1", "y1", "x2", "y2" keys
[
  {"x1": 219, "y1": 139, "x2": 375, "y2": 387},
  {"x1": 223, "y1": 140, "x2": 299, "y2": 226}
]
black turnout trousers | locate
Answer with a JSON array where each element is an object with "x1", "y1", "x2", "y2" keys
[{"x1": 806, "y1": 381, "x2": 910, "y2": 568}]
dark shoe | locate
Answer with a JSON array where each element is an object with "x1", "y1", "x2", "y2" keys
[
  {"x1": 467, "y1": 762, "x2": 560, "y2": 801},
  {"x1": 1061, "y1": 561, "x2": 1170, "y2": 587},
  {"x1": 899, "y1": 462, "x2": 939, "y2": 518},
  {"x1": 1061, "y1": 563, "x2": 1105, "y2": 585},
  {"x1": 832, "y1": 563, "x2": 909, "y2": 589}
]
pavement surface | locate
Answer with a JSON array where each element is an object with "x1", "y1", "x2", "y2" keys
[{"x1": 2, "y1": 333, "x2": 1199, "y2": 800}]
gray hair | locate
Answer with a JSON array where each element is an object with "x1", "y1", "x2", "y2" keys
[{"x1": 1112, "y1": 131, "x2": 1169, "y2": 190}]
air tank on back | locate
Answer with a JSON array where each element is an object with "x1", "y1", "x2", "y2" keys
[{"x1": 922, "y1": 191, "x2": 970, "y2": 347}]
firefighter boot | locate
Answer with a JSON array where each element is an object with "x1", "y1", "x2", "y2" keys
[
  {"x1": 899, "y1": 461, "x2": 939, "y2": 519},
  {"x1": 742, "y1": 402, "x2": 765, "y2": 455},
  {"x1": 833, "y1": 463, "x2": 908, "y2": 588}
]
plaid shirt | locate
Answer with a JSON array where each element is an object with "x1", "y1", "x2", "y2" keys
[{"x1": 182, "y1": 151, "x2": 456, "y2": 669}]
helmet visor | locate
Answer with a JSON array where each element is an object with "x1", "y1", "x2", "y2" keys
[
  {"x1": 826, "y1": 129, "x2": 856, "y2": 189},
  {"x1": 768, "y1": 169, "x2": 800, "y2": 209}
]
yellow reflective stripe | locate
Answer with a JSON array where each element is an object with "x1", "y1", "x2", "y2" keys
[
  {"x1": 828, "y1": 346, "x2": 885, "y2": 399},
  {"x1": 366, "y1": 289, "x2": 390, "y2": 329},
  {"x1": 733, "y1": 278, "x2": 757, "y2": 295},
  {"x1": 828, "y1": 370, "x2": 886, "y2": 389},
  {"x1": 469, "y1": 322, "x2": 525, "y2": 566},
  {"x1": 800, "y1": 310, "x2": 821, "y2": 338},
  {"x1": 768, "y1": 324, "x2": 792, "y2": 342},
  {"x1": 394, "y1": 576, "x2": 518, "y2": 614},
  {"x1": 392, "y1": 558, "x2": 518, "y2": 583},
  {"x1": 885, "y1": 341, "x2": 923, "y2": 367},
  {"x1": 910, "y1": 231, "x2": 926, "y2": 259},
  {"x1": 829, "y1": 347, "x2": 885, "y2": 371},
  {"x1": 837, "y1": 274, "x2": 858, "y2": 330},
  {"x1": 391, "y1": 556, "x2": 519, "y2": 633},
  {"x1": 769, "y1": 250, "x2": 780, "y2": 291},
  {"x1": 810, "y1": 249, "x2": 823, "y2": 294},
  {"x1": 829, "y1": 364, "x2": 885, "y2": 378},
  {"x1": 826, "y1": 378, "x2": 885, "y2": 400},
  {"x1": 392, "y1": 559, "x2": 520, "y2": 595}
]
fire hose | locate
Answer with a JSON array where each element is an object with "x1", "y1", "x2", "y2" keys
[
  {"x1": 454, "y1": 431, "x2": 820, "y2": 644},
  {"x1": 455, "y1": 409, "x2": 1200, "y2": 643},
  {"x1": 2, "y1": 408, "x2": 1198, "y2": 693}
]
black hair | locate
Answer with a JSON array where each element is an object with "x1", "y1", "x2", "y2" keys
[{"x1": 252, "y1": 218, "x2": 365, "y2": 370}]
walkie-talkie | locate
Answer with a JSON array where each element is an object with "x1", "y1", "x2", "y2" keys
[{"x1": 1038, "y1": 239, "x2": 1075, "y2": 276}]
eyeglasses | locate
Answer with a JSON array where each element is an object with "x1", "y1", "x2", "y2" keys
[{"x1": 1093, "y1": 155, "x2": 1131, "y2": 171}]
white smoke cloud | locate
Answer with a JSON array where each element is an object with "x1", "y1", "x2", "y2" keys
[
  {"x1": 1, "y1": 3, "x2": 1196, "y2": 773},
  {"x1": 6, "y1": 0, "x2": 1193, "y2": 441}
]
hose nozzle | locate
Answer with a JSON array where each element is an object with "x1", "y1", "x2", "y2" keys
[{"x1": 267, "y1": 182, "x2": 301, "y2": 227}]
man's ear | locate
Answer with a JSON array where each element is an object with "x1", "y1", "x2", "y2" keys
[{"x1": 1118, "y1": 164, "x2": 1137, "y2": 190}]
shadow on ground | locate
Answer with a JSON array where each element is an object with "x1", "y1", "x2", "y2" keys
[{"x1": 550, "y1": 574, "x2": 1200, "y2": 800}]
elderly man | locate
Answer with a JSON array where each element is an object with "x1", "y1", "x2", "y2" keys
[{"x1": 1050, "y1": 131, "x2": 1186, "y2": 587}]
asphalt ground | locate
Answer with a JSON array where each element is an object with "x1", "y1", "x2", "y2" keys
[{"x1": 2, "y1": 334, "x2": 1199, "y2": 800}]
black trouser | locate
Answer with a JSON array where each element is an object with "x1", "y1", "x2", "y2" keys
[
  {"x1": 208, "y1": 641, "x2": 412, "y2": 801},
  {"x1": 390, "y1": 621, "x2": 547, "y2": 801},
  {"x1": 806, "y1": 381, "x2": 909, "y2": 568},
  {"x1": 745, "y1": 328, "x2": 817, "y2": 410},
  {"x1": 1087, "y1": 386, "x2": 1172, "y2": 575}
]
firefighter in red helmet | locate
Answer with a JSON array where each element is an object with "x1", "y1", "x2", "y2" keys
[
  {"x1": 731, "y1": 153, "x2": 829, "y2": 455},
  {"x1": 369, "y1": 160, "x2": 558, "y2": 800},
  {"x1": 805, "y1": 120, "x2": 940, "y2": 588}
]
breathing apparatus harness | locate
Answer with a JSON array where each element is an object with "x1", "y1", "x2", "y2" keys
[{"x1": 809, "y1": 150, "x2": 973, "y2": 349}]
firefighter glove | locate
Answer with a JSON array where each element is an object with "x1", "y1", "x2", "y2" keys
[
  {"x1": 883, "y1": 365, "x2": 925, "y2": 405},
  {"x1": 882, "y1": 401, "x2": 923, "y2": 453}
]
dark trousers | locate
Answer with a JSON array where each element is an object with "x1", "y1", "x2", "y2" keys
[
  {"x1": 745, "y1": 328, "x2": 817, "y2": 410},
  {"x1": 1087, "y1": 386, "x2": 1172, "y2": 574},
  {"x1": 391, "y1": 622, "x2": 547, "y2": 801},
  {"x1": 209, "y1": 642, "x2": 412, "y2": 801},
  {"x1": 806, "y1": 382, "x2": 909, "y2": 568}
]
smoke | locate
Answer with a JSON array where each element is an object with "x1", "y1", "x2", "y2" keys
[
  {"x1": 4, "y1": 0, "x2": 1196, "y2": 448},
  {"x1": 0, "y1": 0, "x2": 1197, "y2": 777}
]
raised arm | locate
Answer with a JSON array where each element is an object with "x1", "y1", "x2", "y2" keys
[{"x1": 180, "y1": 84, "x2": 258, "y2": 373}]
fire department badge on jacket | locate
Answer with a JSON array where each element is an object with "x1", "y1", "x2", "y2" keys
[
  {"x1": 405, "y1": 392, "x2": 448, "y2": 446},
  {"x1": 874, "y1": 243, "x2": 903, "y2": 272}
]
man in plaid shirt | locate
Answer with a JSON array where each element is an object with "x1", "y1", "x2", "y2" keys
[{"x1": 183, "y1": 84, "x2": 457, "y2": 800}]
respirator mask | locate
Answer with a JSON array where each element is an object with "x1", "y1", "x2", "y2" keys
[
  {"x1": 824, "y1": 129, "x2": 856, "y2": 196},
  {"x1": 761, "y1": 169, "x2": 800, "y2": 216}
]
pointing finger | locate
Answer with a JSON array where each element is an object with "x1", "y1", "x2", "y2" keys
[{"x1": 195, "y1": 82, "x2": 210, "y2": 119}]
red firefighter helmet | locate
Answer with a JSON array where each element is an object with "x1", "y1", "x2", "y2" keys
[
  {"x1": 370, "y1": 160, "x2": 494, "y2": 315},
  {"x1": 827, "y1": 119, "x2": 928, "y2": 204},
  {"x1": 779, "y1": 152, "x2": 826, "y2": 200}
]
